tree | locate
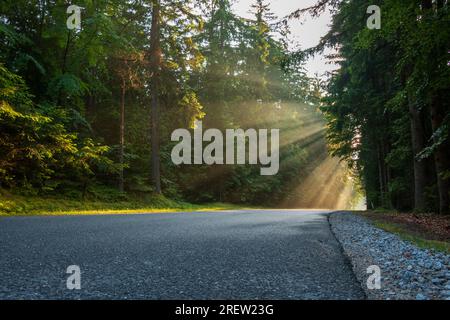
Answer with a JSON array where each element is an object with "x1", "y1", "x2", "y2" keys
[
  {"x1": 112, "y1": 53, "x2": 145, "y2": 192},
  {"x1": 0, "y1": 63, "x2": 113, "y2": 193},
  {"x1": 0, "y1": 0, "x2": 356, "y2": 209},
  {"x1": 303, "y1": 0, "x2": 450, "y2": 213},
  {"x1": 149, "y1": 0, "x2": 162, "y2": 194}
]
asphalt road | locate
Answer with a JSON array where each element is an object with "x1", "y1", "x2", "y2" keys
[{"x1": 0, "y1": 210, "x2": 365, "y2": 299}]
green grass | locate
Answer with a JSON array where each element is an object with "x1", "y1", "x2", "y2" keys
[
  {"x1": 371, "y1": 220, "x2": 450, "y2": 254},
  {"x1": 0, "y1": 192, "x2": 252, "y2": 216}
]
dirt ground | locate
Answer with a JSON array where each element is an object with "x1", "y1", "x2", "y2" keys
[{"x1": 361, "y1": 211, "x2": 450, "y2": 243}]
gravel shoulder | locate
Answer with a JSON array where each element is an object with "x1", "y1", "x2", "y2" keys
[{"x1": 329, "y1": 212, "x2": 450, "y2": 300}]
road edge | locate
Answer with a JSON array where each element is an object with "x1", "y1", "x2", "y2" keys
[{"x1": 326, "y1": 211, "x2": 368, "y2": 300}]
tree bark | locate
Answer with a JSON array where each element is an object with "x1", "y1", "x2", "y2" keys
[
  {"x1": 405, "y1": 0, "x2": 430, "y2": 211},
  {"x1": 408, "y1": 97, "x2": 428, "y2": 211},
  {"x1": 149, "y1": 0, "x2": 162, "y2": 194},
  {"x1": 432, "y1": 0, "x2": 448, "y2": 215},
  {"x1": 119, "y1": 78, "x2": 125, "y2": 193},
  {"x1": 377, "y1": 143, "x2": 385, "y2": 206},
  {"x1": 151, "y1": 85, "x2": 161, "y2": 194},
  {"x1": 430, "y1": 101, "x2": 450, "y2": 214},
  {"x1": 421, "y1": 0, "x2": 449, "y2": 214},
  {"x1": 377, "y1": 140, "x2": 391, "y2": 208}
]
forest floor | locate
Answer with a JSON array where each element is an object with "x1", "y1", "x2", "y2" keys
[
  {"x1": 359, "y1": 211, "x2": 450, "y2": 253},
  {"x1": 0, "y1": 191, "x2": 249, "y2": 216}
]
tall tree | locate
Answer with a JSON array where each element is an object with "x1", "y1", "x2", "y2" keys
[
  {"x1": 304, "y1": 0, "x2": 450, "y2": 213},
  {"x1": 149, "y1": 0, "x2": 162, "y2": 194}
]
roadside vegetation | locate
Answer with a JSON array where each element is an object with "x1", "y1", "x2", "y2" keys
[
  {"x1": 0, "y1": 0, "x2": 355, "y2": 211},
  {"x1": 316, "y1": 0, "x2": 450, "y2": 215},
  {"x1": 1, "y1": 1, "x2": 448, "y2": 216},
  {"x1": 0, "y1": 189, "x2": 247, "y2": 216},
  {"x1": 360, "y1": 211, "x2": 450, "y2": 254}
]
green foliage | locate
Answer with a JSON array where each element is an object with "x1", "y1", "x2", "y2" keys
[
  {"x1": 0, "y1": 188, "x2": 247, "y2": 216},
  {"x1": 317, "y1": 0, "x2": 450, "y2": 213},
  {"x1": 0, "y1": 0, "x2": 352, "y2": 209},
  {"x1": 0, "y1": 64, "x2": 113, "y2": 193}
]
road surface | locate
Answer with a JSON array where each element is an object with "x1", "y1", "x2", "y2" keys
[{"x1": 0, "y1": 210, "x2": 365, "y2": 299}]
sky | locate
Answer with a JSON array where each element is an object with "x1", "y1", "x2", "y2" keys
[{"x1": 232, "y1": 0, "x2": 337, "y2": 78}]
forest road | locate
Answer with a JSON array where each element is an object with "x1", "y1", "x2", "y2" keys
[{"x1": 0, "y1": 210, "x2": 365, "y2": 299}]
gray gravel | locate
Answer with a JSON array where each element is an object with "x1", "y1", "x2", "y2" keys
[
  {"x1": 329, "y1": 212, "x2": 450, "y2": 300},
  {"x1": 0, "y1": 210, "x2": 364, "y2": 299}
]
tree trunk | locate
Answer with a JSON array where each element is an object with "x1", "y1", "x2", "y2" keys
[
  {"x1": 421, "y1": 0, "x2": 449, "y2": 214},
  {"x1": 403, "y1": 5, "x2": 429, "y2": 211},
  {"x1": 432, "y1": 0, "x2": 449, "y2": 215},
  {"x1": 430, "y1": 101, "x2": 450, "y2": 214},
  {"x1": 377, "y1": 143, "x2": 385, "y2": 206},
  {"x1": 57, "y1": 31, "x2": 72, "y2": 105},
  {"x1": 408, "y1": 97, "x2": 428, "y2": 211},
  {"x1": 149, "y1": 0, "x2": 162, "y2": 194},
  {"x1": 119, "y1": 78, "x2": 125, "y2": 193},
  {"x1": 151, "y1": 84, "x2": 161, "y2": 194}
]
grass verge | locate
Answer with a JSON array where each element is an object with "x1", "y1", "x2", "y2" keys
[
  {"x1": 0, "y1": 191, "x2": 251, "y2": 216},
  {"x1": 359, "y1": 211, "x2": 450, "y2": 254}
]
